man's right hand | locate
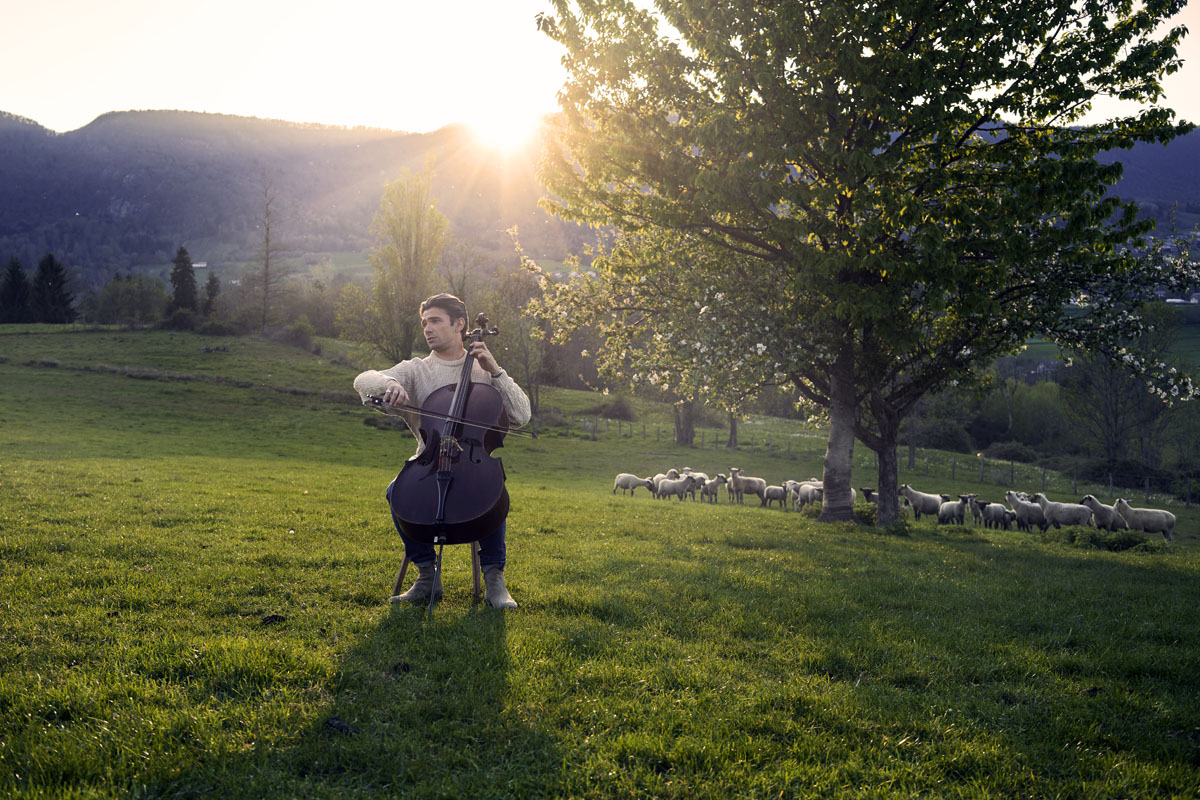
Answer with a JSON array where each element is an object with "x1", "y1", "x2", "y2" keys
[{"x1": 382, "y1": 380, "x2": 409, "y2": 409}]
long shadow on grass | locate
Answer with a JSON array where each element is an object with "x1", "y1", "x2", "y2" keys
[
  {"x1": 155, "y1": 601, "x2": 563, "y2": 799},
  {"x1": 550, "y1": 524, "x2": 1199, "y2": 793}
]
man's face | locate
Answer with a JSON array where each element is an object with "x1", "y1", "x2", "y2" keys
[{"x1": 421, "y1": 307, "x2": 463, "y2": 353}]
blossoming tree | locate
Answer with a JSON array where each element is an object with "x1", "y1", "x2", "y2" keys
[{"x1": 535, "y1": 0, "x2": 1196, "y2": 524}]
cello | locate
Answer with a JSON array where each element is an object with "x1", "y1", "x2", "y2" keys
[{"x1": 387, "y1": 313, "x2": 510, "y2": 545}]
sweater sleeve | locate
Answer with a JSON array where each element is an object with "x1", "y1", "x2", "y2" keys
[
  {"x1": 353, "y1": 362, "x2": 417, "y2": 411},
  {"x1": 492, "y1": 371, "x2": 532, "y2": 428}
]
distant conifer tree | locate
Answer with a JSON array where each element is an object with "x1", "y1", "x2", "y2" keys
[
  {"x1": 202, "y1": 271, "x2": 220, "y2": 316},
  {"x1": 0, "y1": 256, "x2": 33, "y2": 323},
  {"x1": 170, "y1": 246, "x2": 198, "y2": 311},
  {"x1": 31, "y1": 253, "x2": 76, "y2": 323}
]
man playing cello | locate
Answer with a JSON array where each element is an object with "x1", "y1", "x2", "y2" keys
[{"x1": 353, "y1": 293, "x2": 531, "y2": 609}]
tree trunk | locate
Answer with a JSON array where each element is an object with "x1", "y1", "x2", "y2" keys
[
  {"x1": 907, "y1": 412, "x2": 918, "y2": 469},
  {"x1": 873, "y1": 433, "x2": 901, "y2": 526},
  {"x1": 726, "y1": 412, "x2": 738, "y2": 448},
  {"x1": 818, "y1": 338, "x2": 856, "y2": 522},
  {"x1": 674, "y1": 400, "x2": 695, "y2": 445}
]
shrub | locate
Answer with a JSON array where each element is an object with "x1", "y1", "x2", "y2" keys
[
  {"x1": 582, "y1": 395, "x2": 636, "y2": 421},
  {"x1": 916, "y1": 419, "x2": 975, "y2": 454},
  {"x1": 853, "y1": 502, "x2": 877, "y2": 526},
  {"x1": 160, "y1": 308, "x2": 198, "y2": 331},
  {"x1": 535, "y1": 407, "x2": 566, "y2": 427},
  {"x1": 197, "y1": 318, "x2": 242, "y2": 336},
  {"x1": 984, "y1": 440, "x2": 1039, "y2": 463}
]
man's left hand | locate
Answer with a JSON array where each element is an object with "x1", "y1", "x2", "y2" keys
[{"x1": 470, "y1": 341, "x2": 500, "y2": 375}]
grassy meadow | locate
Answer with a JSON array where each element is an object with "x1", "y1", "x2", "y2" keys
[{"x1": 2, "y1": 327, "x2": 1199, "y2": 799}]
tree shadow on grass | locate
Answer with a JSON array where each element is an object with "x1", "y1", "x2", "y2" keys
[{"x1": 151, "y1": 599, "x2": 564, "y2": 800}]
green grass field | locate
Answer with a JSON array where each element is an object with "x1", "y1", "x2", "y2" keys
[{"x1": 2, "y1": 327, "x2": 1199, "y2": 799}]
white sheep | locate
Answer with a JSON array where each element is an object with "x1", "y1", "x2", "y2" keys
[
  {"x1": 699, "y1": 474, "x2": 728, "y2": 503},
  {"x1": 657, "y1": 475, "x2": 699, "y2": 502},
  {"x1": 938, "y1": 494, "x2": 975, "y2": 525},
  {"x1": 612, "y1": 473, "x2": 655, "y2": 497},
  {"x1": 1033, "y1": 493, "x2": 1094, "y2": 529},
  {"x1": 969, "y1": 497, "x2": 987, "y2": 526},
  {"x1": 1079, "y1": 495, "x2": 1129, "y2": 532},
  {"x1": 1005, "y1": 490, "x2": 1049, "y2": 532},
  {"x1": 728, "y1": 468, "x2": 767, "y2": 504},
  {"x1": 899, "y1": 484, "x2": 942, "y2": 520},
  {"x1": 681, "y1": 469, "x2": 709, "y2": 501},
  {"x1": 1114, "y1": 498, "x2": 1176, "y2": 541},
  {"x1": 763, "y1": 485, "x2": 789, "y2": 509},
  {"x1": 651, "y1": 469, "x2": 681, "y2": 498},
  {"x1": 979, "y1": 502, "x2": 1013, "y2": 530},
  {"x1": 792, "y1": 482, "x2": 823, "y2": 511}
]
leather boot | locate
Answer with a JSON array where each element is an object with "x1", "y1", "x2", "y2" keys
[
  {"x1": 390, "y1": 564, "x2": 443, "y2": 603},
  {"x1": 484, "y1": 568, "x2": 517, "y2": 609}
]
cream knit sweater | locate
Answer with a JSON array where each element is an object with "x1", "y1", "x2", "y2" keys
[{"x1": 354, "y1": 352, "x2": 531, "y2": 456}]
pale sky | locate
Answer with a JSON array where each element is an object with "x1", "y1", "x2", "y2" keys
[{"x1": 2, "y1": 0, "x2": 1198, "y2": 140}]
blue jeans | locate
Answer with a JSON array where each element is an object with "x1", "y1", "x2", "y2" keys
[{"x1": 385, "y1": 479, "x2": 506, "y2": 571}]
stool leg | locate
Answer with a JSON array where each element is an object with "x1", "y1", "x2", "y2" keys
[
  {"x1": 471, "y1": 541, "x2": 481, "y2": 601},
  {"x1": 392, "y1": 555, "x2": 411, "y2": 597}
]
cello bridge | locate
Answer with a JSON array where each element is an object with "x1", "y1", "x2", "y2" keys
[{"x1": 441, "y1": 436, "x2": 463, "y2": 455}]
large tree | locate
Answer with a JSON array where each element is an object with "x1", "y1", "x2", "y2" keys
[
  {"x1": 338, "y1": 166, "x2": 448, "y2": 363},
  {"x1": 31, "y1": 253, "x2": 76, "y2": 324},
  {"x1": 537, "y1": 0, "x2": 1196, "y2": 524}
]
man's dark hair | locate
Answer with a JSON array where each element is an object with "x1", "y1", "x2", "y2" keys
[{"x1": 419, "y1": 293, "x2": 468, "y2": 331}]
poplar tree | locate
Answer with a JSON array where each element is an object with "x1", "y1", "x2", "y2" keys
[{"x1": 536, "y1": 0, "x2": 1196, "y2": 524}]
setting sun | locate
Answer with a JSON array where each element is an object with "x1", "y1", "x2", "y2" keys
[{"x1": 466, "y1": 105, "x2": 549, "y2": 154}]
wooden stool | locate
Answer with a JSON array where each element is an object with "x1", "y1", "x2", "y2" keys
[{"x1": 392, "y1": 541, "x2": 482, "y2": 601}]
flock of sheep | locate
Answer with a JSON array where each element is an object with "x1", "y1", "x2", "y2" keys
[
  {"x1": 899, "y1": 484, "x2": 1176, "y2": 540},
  {"x1": 611, "y1": 468, "x2": 1177, "y2": 541},
  {"x1": 612, "y1": 467, "x2": 852, "y2": 509}
]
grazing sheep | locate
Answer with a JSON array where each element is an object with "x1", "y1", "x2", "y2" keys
[
  {"x1": 1079, "y1": 495, "x2": 1129, "y2": 532},
  {"x1": 612, "y1": 473, "x2": 654, "y2": 497},
  {"x1": 651, "y1": 469, "x2": 681, "y2": 498},
  {"x1": 700, "y1": 474, "x2": 728, "y2": 503},
  {"x1": 979, "y1": 502, "x2": 1013, "y2": 530},
  {"x1": 657, "y1": 475, "x2": 699, "y2": 502},
  {"x1": 1114, "y1": 498, "x2": 1176, "y2": 541},
  {"x1": 899, "y1": 484, "x2": 942, "y2": 520},
  {"x1": 861, "y1": 488, "x2": 877, "y2": 504},
  {"x1": 763, "y1": 485, "x2": 789, "y2": 509},
  {"x1": 1005, "y1": 490, "x2": 1049, "y2": 533},
  {"x1": 1033, "y1": 493, "x2": 1094, "y2": 529},
  {"x1": 680, "y1": 469, "x2": 709, "y2": 501},
  {"x1": 938, "y1": 494, "x2": 976, "y2": 525},
  {"x1": 728, "y1": 468, "x2": 767, "y2": 504},
  {"x1": 792, "y1": 481, "x2": 824, "y2": 511},
  {"x1": 970, "y1": 497, "x2": 988, "y2": 526}
]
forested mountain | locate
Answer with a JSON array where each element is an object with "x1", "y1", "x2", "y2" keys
[
  {"x1": 0, "y1": 109, "x2": 1197, "y2": 288},
  {"x1": 0, "y1": 110, "x2": 592, "y2": 286}
]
